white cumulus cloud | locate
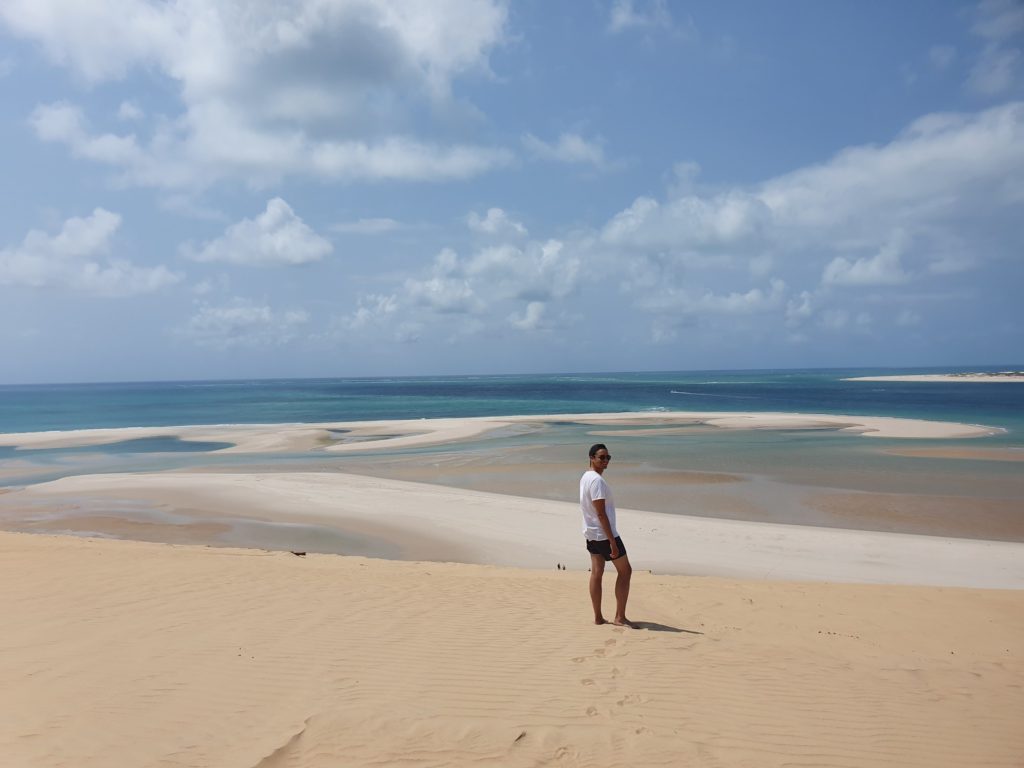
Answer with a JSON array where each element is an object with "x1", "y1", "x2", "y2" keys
[
  {"x1": 184, "y1": 198, "x2": 332, "y2": 266},
  {"x1": 596, "y1": 101, "x2": 1023, "y2": 333},
  {"x1": 641, "y1": 278, "x2": 787, "y2": 316},
  {"x1": 508, "y1": 301, "x2": 547, "y2": 331},
  {"x1": 31, "y1": 101, "x2": 143, "y2": 166},
  {"x1": 0, "y1": 208, "x2": 180, "y2": 295},
  {"x1": 337, "y1": 293, "x2": 399, "y2": 331},
  {"x1": 404, "y1": 248, "x2": 482, "y2": 314},
  {"x1": 759, "y1": 102, "x2": 1024, "y2": 238},
  {"x1": 466, "y1": 207, "x2": 527, "y2": 237},
  {"x1": 327, "y1": 102, "x2": 1024, "y2": 348},
  {"x1": 602, "y1": 191, "x2": 771, "y2": 252},
  {"x1": 785, "y1": 290, "x2": 815, "y2": 327},
  {"x1": 4, "y1": 0, "x2": 512, "y2": 188},
  {"x1": 464, "y1": 239, "x2": 579, "y2": 301},
  {"x1": 822, "y1": 235, "x2": 911, "y2": 286},
  {"x1": 369, "y1": 236, "x2": 582, "y2": 338}
]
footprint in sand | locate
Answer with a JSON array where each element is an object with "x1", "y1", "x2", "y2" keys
[{"x1": 616, "y1": 694, "x2": 646, "y2": 707}]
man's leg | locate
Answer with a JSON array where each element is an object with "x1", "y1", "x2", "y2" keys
[
  {"x1": 589, "y1": 553, "x2": 607, "y2": 625},
  {"x1": 610, "y1": 554, "x2": 633, "y2": 627}
]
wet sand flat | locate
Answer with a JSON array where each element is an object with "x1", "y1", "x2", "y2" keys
[
  {"x1": 884, "y1": 446, "x2": 1024, "y2": 462},
  {"x1": 5, "y1": 470, "x2": 1023, "y2": 588}
]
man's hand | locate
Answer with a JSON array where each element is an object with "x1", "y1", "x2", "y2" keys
[{"x1": 609, "y1": 539, "x2": 620, "y2": 559}]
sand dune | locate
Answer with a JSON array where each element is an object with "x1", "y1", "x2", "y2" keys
[
  {"x1": 2, "y1": 531, "x2": 1021, "y2": 768},
  {"x1": 2, "y1": 410, "x2": 1021, "y2": 765}
]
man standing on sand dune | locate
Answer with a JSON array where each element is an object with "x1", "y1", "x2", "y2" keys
[{"x1": 580, "y1": 443, "x2": 633, "y2": 627}]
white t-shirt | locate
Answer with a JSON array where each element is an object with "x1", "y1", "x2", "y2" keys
[{"x1": 580, "y1": 469, "x2": 617, "y2": 541}]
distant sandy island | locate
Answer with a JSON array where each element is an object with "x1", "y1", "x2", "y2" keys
[
  {"x1": 0, "y1": 409, "x2": 1004, "y2": 455},
  {"x1": 845, "y1": 372, "x2": 1024, "y2": 382},
  {"x1": 2, "y1": 531, "x2": 1021, "y2": 767}
]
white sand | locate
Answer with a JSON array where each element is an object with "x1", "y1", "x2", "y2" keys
[
  {"x1": 13, "y1": 470, "x2": 1024, "y2": 589},
  {"x1": 2, "y1": 530, "x2": 1022, "y2": 768},
  {"x1": 0, "y1": 409, "x2": 1003, "y2": 454}
]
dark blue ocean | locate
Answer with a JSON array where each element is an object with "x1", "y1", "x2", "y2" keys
[{"x1": 1, "y1": 367, "x2": 1022, "y2": 440}]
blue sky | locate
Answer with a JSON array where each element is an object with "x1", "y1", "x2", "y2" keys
[{"x1": 1, "y1": 0, "x2": 1021, "y2": 384}]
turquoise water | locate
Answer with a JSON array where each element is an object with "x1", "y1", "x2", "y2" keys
[
  {"x1": 2, "y1": 367, "x2": 1022, "y2": 437},
  {"x1": 0, "y1": 367, "x2": 1020, "y2": 545}
]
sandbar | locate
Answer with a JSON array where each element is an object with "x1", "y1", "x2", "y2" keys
[
  {"x1": 0, "y1": 409, "x2": 1003, "y2": 454},
  {"x1": 883, "y1": 446, "x2": 1024, "y2": 462},
  {"x1": 6, "y1": 470, "x2": 1023, "y2": 588}
]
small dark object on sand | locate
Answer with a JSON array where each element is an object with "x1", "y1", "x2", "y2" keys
[{"x1": 291, "y1": 551, "x2": 306, "y2": 557}]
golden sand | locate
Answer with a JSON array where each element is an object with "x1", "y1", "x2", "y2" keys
[{"x1": 1, "y1": 531, "x2": 1021, "y2": 768}]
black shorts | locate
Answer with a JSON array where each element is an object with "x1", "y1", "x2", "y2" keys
[{"x1": 586, "y1": 536, "x2": 626, "y2": 561}]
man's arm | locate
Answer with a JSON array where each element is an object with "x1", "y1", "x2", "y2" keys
[{"x1": 592, "y1": 498, "x2": 619, "y2": 558}]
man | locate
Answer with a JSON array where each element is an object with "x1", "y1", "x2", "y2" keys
[{"x1": 580, "y1": 443, "x2": 633, "y2": 627}]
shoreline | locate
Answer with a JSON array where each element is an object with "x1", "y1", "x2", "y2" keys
[{"x1": 5, "y1": 469, "x2": 1024, "y2": 588}]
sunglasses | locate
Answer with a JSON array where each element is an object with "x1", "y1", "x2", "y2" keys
[{"x1": 595, "y1": 454, "x2": 612, "y2": 461}]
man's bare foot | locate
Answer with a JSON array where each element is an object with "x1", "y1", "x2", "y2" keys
[
  {"x1": 594, "y1": 617, "x2": 607, "y2": 625},
  {"x1": 613, "y1": 617, "x2": 635, "y2": 628}
]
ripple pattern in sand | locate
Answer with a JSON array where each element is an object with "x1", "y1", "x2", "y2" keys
[{"x1": 1, "y1": 534, "x2": 1022, "y2": 767}]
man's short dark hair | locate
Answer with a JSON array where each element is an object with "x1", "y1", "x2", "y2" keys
[{"x1": 589, "y1": 443, "x2": 607, "y2": 458}]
